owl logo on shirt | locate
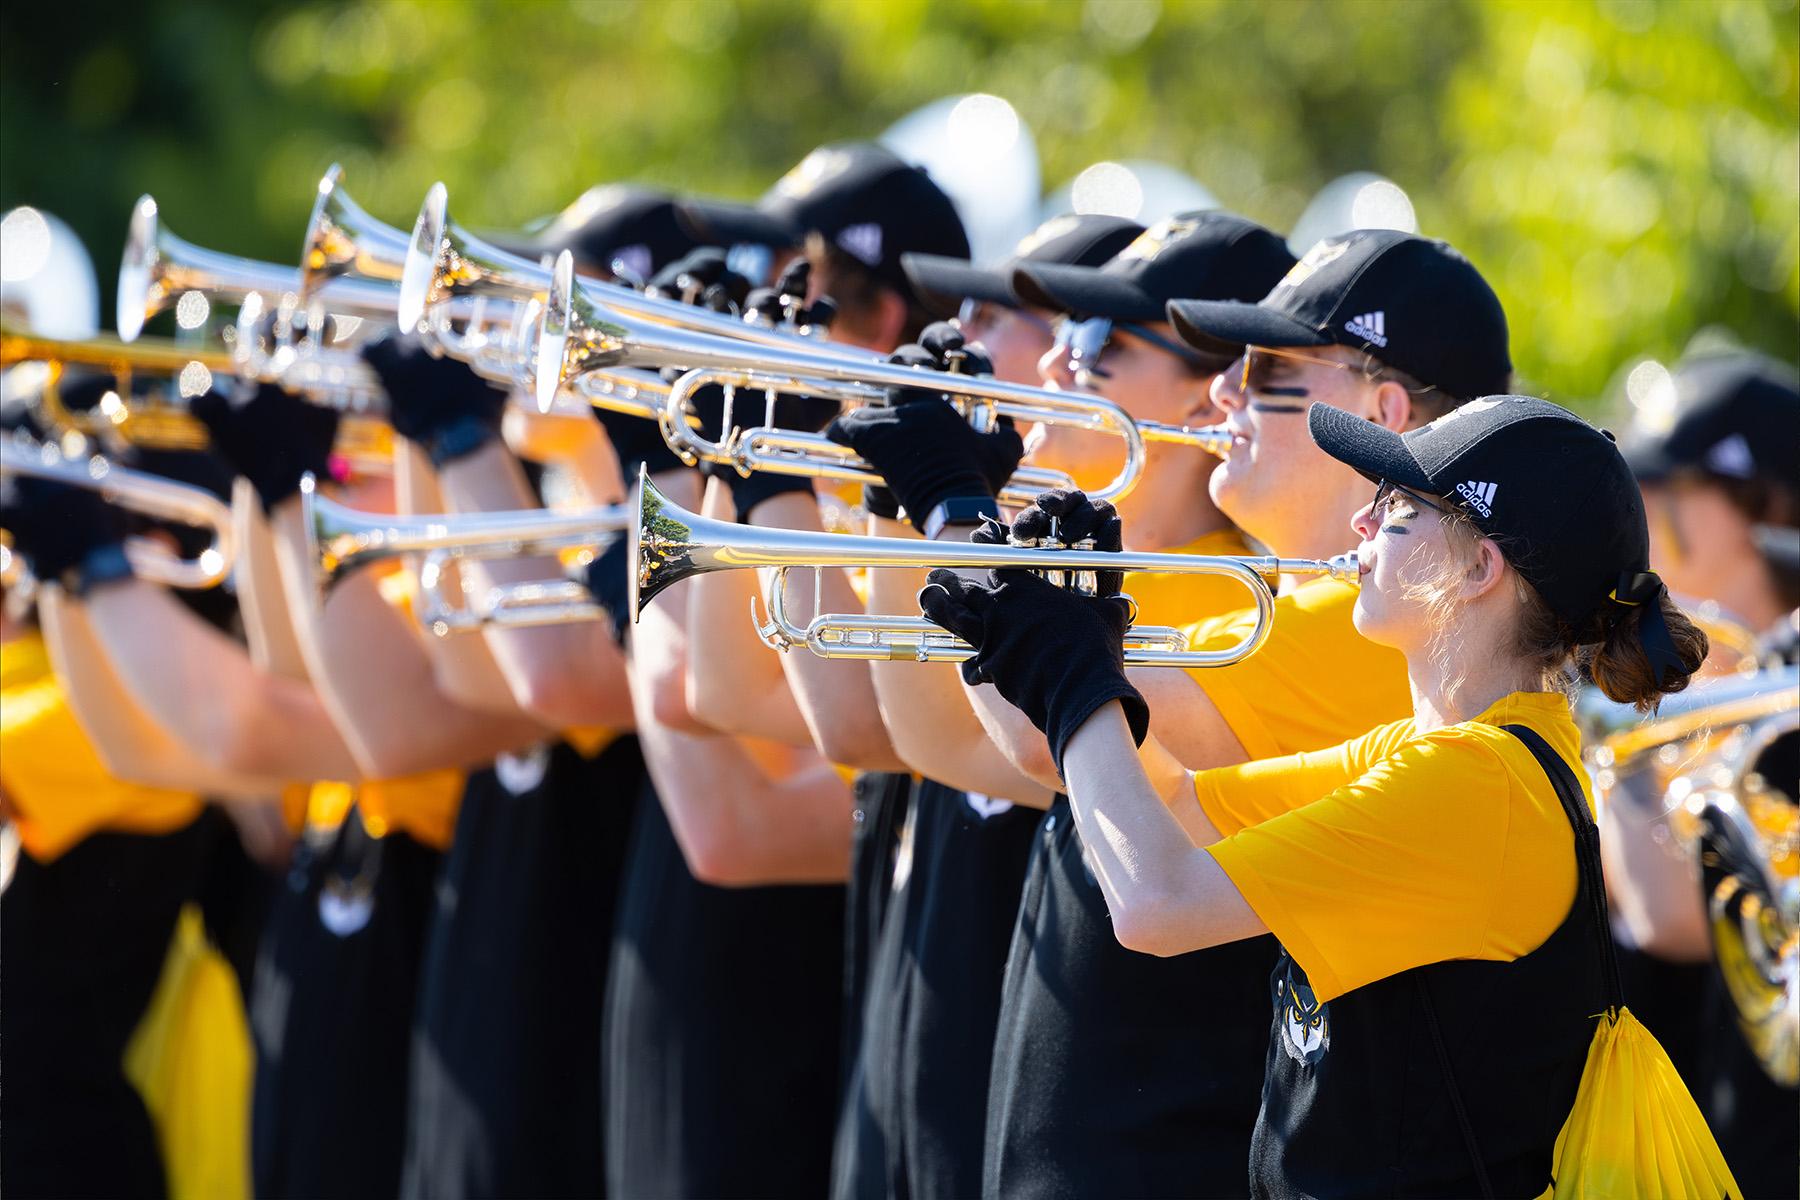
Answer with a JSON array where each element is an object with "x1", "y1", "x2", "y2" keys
[{"x1": 1273, "y1": 952, "x2": 1330, "y2": 1065}]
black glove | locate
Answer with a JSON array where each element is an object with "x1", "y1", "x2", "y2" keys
[
  {"x1": 0, "y1": 471, "x2": 132, "y2": 590},
  {"x1": 744, "y1": 260, "x2": 837, "y2": 331},
  {"x1": 824, "y1": 323, "x2": 1019, "y2": 530},
  {"x1": 1001, "y1": 488, "x2": 1125, "y2": 597},
  {"x1": 919, "y1": 567, "x2": 1148, "y2": 776},
  {"x1": 359, "y1": 333, "x2": 508, "y2": 467},
  {"x1": 190, "y1": 382, "x2": 340, "y2": 513},
  {"x1": 648, "y1": 248, "x2": 753, "y2": 314},
  {"x1": 580, "y1": 533, "x2": 631, "y2": 646}
]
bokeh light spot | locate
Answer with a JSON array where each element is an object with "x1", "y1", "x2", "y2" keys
[
  {"x1": 1624, "y1": 359, "x2": 1677, "y2": 433},
  {"x1": 178, "y1": 362, "x2": 213, "y2": 399},
  {"x1": 947, "y1": 94, "x2": 1020, "y2": 156},
  {"x1": 176, "y1": 290, "x2": 211, "y2": 329},
  {"x1": 0, "y1": 208, "x2": 52, "y2": 283},
  {"x1": 1070, "y1": 162, "x2": 1144, "y2": 219},
  {"x1": 1349, "y1": 179, "x2": 1417, "y2": 233}
]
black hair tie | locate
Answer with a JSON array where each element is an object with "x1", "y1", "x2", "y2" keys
[{"x1": 1608, "y1": 570, "x2": 1685, "y2": 688}]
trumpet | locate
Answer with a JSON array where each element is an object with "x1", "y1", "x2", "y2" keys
[
  {"x1": 541, "y1": 255, "x2": 1148, "y2": 505},
  {"x1": 117, "y1": 194, "x2": 397, "y2": 343},
  {"x1": 299, "y1": 164, "x2": 412, "y2": 298},
  {"x1": 0, "y1": 433, "x2": 235, "y2": 589},
  {"x1": 302, "y1": 479, "x2": 622, "y2": 634},
  {"x1": 1, "y1": 325, "x2": 396, "y2": 470},
  {"x1": 631, "y1": 471, "x2": 1358, "y2": 666}
]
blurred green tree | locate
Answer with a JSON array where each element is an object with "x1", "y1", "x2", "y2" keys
[{"x1": 2, "y1": 0, "x2": 1793, "y2": 405}]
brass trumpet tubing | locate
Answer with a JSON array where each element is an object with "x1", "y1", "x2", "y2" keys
[
  {"x1": 399, "y1": 184, "x2": 887, "y2": 365},
  {"x1": 414, "y1": 553, "x2": 604, "y2": 636},
  {"x1": 0, "y1": 437, "x2": 234, "y2": 589},
  {"x1": 755, "y1": 566, "x2": 1204, "y2": 665},
  {"x1": 303, "y1": 480, "x2": 627, "y2": 594},
  {"x1": 733, "y1": 426, "x2": 1073, "y2": 506},
  {"x1": 545, "y1": 256, "x2": 1146, "y2": 504}
]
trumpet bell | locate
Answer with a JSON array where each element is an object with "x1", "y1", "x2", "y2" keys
[
  {"x1": 397, "y1": 182, "x2": 450, "y2": 334},
  {"x1": 300, "y1": 164, "x2": 412, "y2": 298}
]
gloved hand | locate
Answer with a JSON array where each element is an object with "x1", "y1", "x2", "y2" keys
[
  {"x1": 743, "y1": 260, "x2": 837, "y2": 331},
  {"x1": 191, "y1": 382, "x2": 340, "y2": 513},
  {"x1": 991, "y1": 488, "x2": 1125, "y2": 597},
  {"x1": 580, "y1": 533, "x2": 632, "y2": 647},
  {"x1": 359, "y1": 333, "x2": 508, "y2": 467},
  {"x1": 0, "y1": 471, "x2": 131, "y2": 590},
  {"x1": 919, "y1": 566, "x2": 1148, "y2": 776},
  {"x1": 824, "y1": 322, "x2": 1019, "y2": 529},
  {"x1": 648, "y1": 248, "x2": 753, "y2": 314}
]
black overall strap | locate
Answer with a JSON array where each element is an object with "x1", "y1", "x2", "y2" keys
[
  {"x1": 1412, "y1": 724, "x2": 1627, "y2": 1200},
  {"x1": 1501, "y1": 723, "x2": 1625, "y2": 1008}
]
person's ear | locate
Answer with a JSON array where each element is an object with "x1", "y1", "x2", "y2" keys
[
  {"x1": 1369, "y1": 378, "x2": 1413, "y2": 432},
  {"x1": 872, "y1": 288, "x2": 909, "y2": 351},
  {"x1": 1463, "y1": 537, "x2": 1509, "y2": 603}
]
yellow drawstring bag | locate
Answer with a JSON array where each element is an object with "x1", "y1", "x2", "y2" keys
[
  {"x1": 123, "y1": 903, "x2": 254, "y2": 1200},
  {"x1": 1506, "y1": 726, "x2": 1741, "y2": 1200},
  {"x1": 1536, "y1": 1007, "x2": 1741, "y2": 1199}
]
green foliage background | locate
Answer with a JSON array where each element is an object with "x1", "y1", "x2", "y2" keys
[{"x1": 3, "y1": 0, "x2": 1795, "y2": 406}]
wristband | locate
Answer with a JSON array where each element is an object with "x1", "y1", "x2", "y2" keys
[
  {"x1": 920, "y1": 496, "x2": 1001, "y2": 541},
  {"x1": 425, "y1": 414, "x2": 500, "y2": 469},
  {"x1": 70, "y1": 542, "x2": 135, "y2": 596}
]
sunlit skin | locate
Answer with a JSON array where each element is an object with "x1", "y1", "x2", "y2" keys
[
  {"x1": 1032, "y1": 321, "x2": 1228, "y2": 547},
  {"x1": 1640, "y1": 476, "x2": 1785, "y2": 635},
  {"x1": 1210, "y1": 344, "x2": 1417, "y2": 561},
  {"x1": 954, "y1": 301, "x2": 1058, "y2": 386}
]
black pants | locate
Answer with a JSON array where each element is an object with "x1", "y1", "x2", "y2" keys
[
  {"x1": 402, "y1": 737, "x2": 643, "y2": 1200},
  {"x1": 832, "y1": 782, "x2": 1040, "y2": 1200},
  {"x1": 603, "y1": 781, "x2": 845, "y2": 1199},
  {"x1": 0, "y1": 817, "x2": 224, "y2": 1200},
  {"x1": 984, "y1": 798, "x2": 1272, "y2": 1200},
  {"x1": 249, "y1": 810, "x2": 440, "y2": 1200}
]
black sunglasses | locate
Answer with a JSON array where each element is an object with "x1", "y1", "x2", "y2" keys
[
  {"x1": 1373, "y1": 478, "x2": 1457, "y2": 519},
  {"x1": 1054, "y1": 316, "x2": 1220, "y2": 378}
]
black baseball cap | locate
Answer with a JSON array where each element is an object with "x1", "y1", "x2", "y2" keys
[
  {"x1": 677, "y1": 142, "x2": 971, "y2": 305},
  {"x1": 900, "y1": 213, "x2": 1145, "y2": 320},
  {"x1": 1170, "y1": 229, "x2": 1512, "y2": 401},
  {"x1": 1311, "y1": 395, "x2": 1651, "y2": 634},
  {"x1": 1623, "y1": 351, "x2": 1800, "y2": 486},
  {"x1": 493, "y1": 185, "x2": 708, "y2": 282},
  {"x1": 1010, "y1": 211, "x2": 1295, "y2": 322}
]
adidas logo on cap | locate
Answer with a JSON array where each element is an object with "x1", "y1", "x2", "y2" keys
[
  {"x1": 1703, "y1": 433, "x2": 1755, "y2": 479},
  {"x1": 1454, "y1": 479, "x2": 1497, "y2": 518},
  {"x1": 837, "y1": 222, "x2": 884, "y2": 268},
  {"x1": 1344, "y1": 310, "x2": 1388, "y2": 347}
]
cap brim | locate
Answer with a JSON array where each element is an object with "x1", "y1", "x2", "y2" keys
[
  {"x1": 674, "y1": 199, "x2": 801, "y2": 249},
  {"x1": 1167, "y1": 298, "x2": 1330, "y2": 356},
  {"x1": 1307, "y1": 403, "x2": 1433, "y2": 490},
  {"x1": 1011, "y1": 262, "x2": 1166, "y2": 322},
  {"x1": 901, "y1": 253, "x2": 1015, "y2": 319}
]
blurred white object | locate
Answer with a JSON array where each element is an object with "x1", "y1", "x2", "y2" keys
[
  {"x1": 0, "y1": 206, "x2": 99, "y2": 339},
  {"x1": 1041, "y1": 160, "x2": 1218, "y2": 227},
  {"x1": 1287, "y1": 172, "x2": 1418, "y2": 257},
  {"x1": 881, "y1": 94, "x2": 1042, "y2": 263}
]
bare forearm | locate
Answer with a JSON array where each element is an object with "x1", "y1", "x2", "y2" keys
[
  {"x1": 749, "y1": 492, "x2": 903, "y2": 770},
  {"x1": 1060, "y1": 703, "x2": 1259, "y2": 956},
  {"x1": 84, "y1": 581, "x2": 361, "y2": 780},
  {"x1": 631, "y1": 661, "x2": 852, "y2": 886}
]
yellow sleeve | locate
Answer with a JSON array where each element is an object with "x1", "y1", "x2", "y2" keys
[
  {"x1": 1189, "y1": 718, "x2": 1413, "y2": 835},
  {"x1": 1178, "y1": 580, "x2": 1412, "y2": 760},
  {"x1": 0, "y1": 634, "x2": 203, "y2": 863},
  {"x1": 1202, "y1": 727, "x2": 1517, "y2": 1004}
]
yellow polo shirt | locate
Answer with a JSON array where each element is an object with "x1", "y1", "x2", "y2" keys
[{"x1": 1191, "y1": 691, "x2": 1589, "y2": 1005}]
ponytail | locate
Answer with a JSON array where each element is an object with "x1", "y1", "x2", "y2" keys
[{"x1": 1580, "y1": 588, "x2": 1710, "y2": 713}]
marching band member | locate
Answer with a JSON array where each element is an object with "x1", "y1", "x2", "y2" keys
[
  {"x1": 823, "y1": 211, "x2": 1289, "y2": 1200},
  {"x1": 922, "y1": 396, "x2": 1709, "y2": 1197},
  {"x1": 1606, "y1": 349, "x2": 1800, "y2": 1196},
  {"x1": 959, "y1": 230, "x2": 1515, "y2": 1197}
]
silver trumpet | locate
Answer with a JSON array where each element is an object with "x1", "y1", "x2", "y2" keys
[
  {"x1": 117, "y1": 194, "x2": 397, "y2": 343},
  {"x1": 541, "y1": 255, "x2": 1147, "y2": 505},
  {"x1": 0, "y1": 433, "x2": 235, "y2": 589},
  {"x1": 301, "y1": 478, "x2": 624, "y2": 634},
  {"x1": 631, "y1": 470, "x2": 1358, "y2": 667}
]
